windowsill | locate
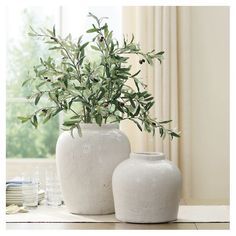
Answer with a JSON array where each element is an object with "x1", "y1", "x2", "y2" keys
[{"x1": 6, "y1": 158, "x2": 57, "y2": 189}]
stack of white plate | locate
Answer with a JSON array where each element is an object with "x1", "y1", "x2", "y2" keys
[{"x1": 6, "y1": 185, "x2": 45, "y2": 206}]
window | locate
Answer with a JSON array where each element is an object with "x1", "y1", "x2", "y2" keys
[
  {"x1": 6, "y1": 6, "x2": 61, "y2": 159},
  {"x1": 6, "y1": 6, "x2": 122, "y2": 158}
]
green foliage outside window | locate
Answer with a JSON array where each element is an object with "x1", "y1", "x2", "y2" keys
[{"x1": 6, "y1": 8, "x2": 59, "y2": 158}]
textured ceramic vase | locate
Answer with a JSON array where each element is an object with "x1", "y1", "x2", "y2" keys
[
  {"x1": 56, "y1": 124, "x2": 130, "y2": 214},
  {"x1": 112, "y1": 152, "x2": 182, "y2": 223}
]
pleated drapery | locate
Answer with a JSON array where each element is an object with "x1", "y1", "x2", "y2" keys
[{"x1": 120, "y1": 6, "x2": 192, "y2": 200}]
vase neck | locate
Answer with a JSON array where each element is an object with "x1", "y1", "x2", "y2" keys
[
  {"x1": 79, "y1": 123, "x2": 119, "y2": 130},
  {"x1": 130, "y1": 152, "x2": 165, "y2": 161}
]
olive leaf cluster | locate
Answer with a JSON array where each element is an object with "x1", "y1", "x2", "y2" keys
[{"x1": 18, "y1": 12, "x2": 180, "y2": 139}]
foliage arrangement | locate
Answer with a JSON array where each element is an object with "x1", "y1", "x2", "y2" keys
[{"x1": 18, "y1": 12, "x2": 180, "y2": 139}]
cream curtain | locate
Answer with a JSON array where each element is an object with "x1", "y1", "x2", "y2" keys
[{"x1": 120, "y1": 6, "x2": 192, "y2": 200}]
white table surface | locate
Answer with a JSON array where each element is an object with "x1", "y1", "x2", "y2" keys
[{"x1": 6, "y1": 205, "x2": 229, "y2": 223}]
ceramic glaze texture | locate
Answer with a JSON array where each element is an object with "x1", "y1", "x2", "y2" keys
[
  {"x1": 112, "y1": 152, "x2": 182, "y2": 223},
  {"x1": 56, "y1": 124, "x2": 130, "y2": 214}
]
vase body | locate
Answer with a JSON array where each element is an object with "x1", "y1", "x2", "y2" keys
[
  {"x1": 56, "y1": 124, "x2": 130, "y2": 214},
  {"x1": 112, "y1": 152, "x2": 182, "y2": 223}
]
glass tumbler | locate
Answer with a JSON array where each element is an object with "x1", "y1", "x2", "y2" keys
[
  {"x1": 22, "y1": 177, "x2": 38, "y2": 209},
  {"x1": 45, "y1": 169, "x2": 62, "y2": 206}
]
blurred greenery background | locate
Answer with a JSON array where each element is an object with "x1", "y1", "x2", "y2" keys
[{"x1": 6, "y1": 8, "x2": 59, "y2": 158}]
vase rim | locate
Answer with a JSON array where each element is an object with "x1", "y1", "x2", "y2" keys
[
  {"x1": 130, "y1": 152, "x2": 165, "y2": 161},
  {"x1": 79, "y1": 123, "x2": 119, "y2": 129}
]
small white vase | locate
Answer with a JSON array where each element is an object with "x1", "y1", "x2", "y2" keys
[
  {"x1": 56, "y1": 123, "x2": 130, "y2": 214},
  {"x1": 112, "y1": 152, "x2": 182, "y2": 223}
]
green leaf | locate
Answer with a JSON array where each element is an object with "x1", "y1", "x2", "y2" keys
[
  {"x1": 53, "y1": 25, "x2": 56, "y2": 36},
  {"x1": 159, "y1": 120, "x2": 172, "y2": 124},
  {"x1": 63, "y1": 120, "x2": 77, "y2": 126},
  {"x1": 74, "y1": 86, "x2": 86, "y2": 91},
  {"x1": 22, "y1": 79, "x2": 31, "y2": 87},
  {"x1": 80, "y1": 42, "x2": 89, "y2": 51},
  {"x1": 157, "y1": 51, "x2": 165, "y2": 55},
  {"x1": 110, "y1": 41, "x2": 114, "y2": 53},
  {"x1": 17, "y1": 116, "x2": 31, "y2": 123},
  {"x1": 105, "y1": 64, "x2": 110, "y2": 77},
  {"x1": 130, "y1": 118, "x2": 142, "y2": 131},
  {"x1": 159, "y1": 127, "x2": 164, "y2": 137},
  {"x1": 131, "y1": 70, "x2": 141, "y2": 78},
  {"x1": 53, "y1": 107, "x2": 63, "y2": 117},
  {"x1": 66, "y1": 67, "x2": 73, "y2": 73},
  {"x1": 46, "y1": 29, "x2": 54, "y2": 36},
  {"x1": 144, "y1": 96, "x2": 154, "y2": 102},
  {"x1": 91, "y1": 45, "x2": 100, "y2": 51},
  {"x1": 35, "y1": 93, "x2": 42, "y2": 105},
  {"x1": 36, "y1": 81, "x2": 46, "y2": 90},
  {"x1": 115, "y1": 101, "x2": 124, "y2": 113},
  {"x1": 97, "y1": 87, "x2": 106, "y2": 100},
  {"x1": 133, "y1": 105, "x2": 140, "y2": 117},
  {"x1": 65, "y1": 33, "x2": 72, "y2": 41},
  {"x1": 87, "y1": 12, "x2": 100, "y2": 24},
  {"x1": 28, "y1": 32, "x2": 36, "y2": 36},
  {"x1": 70, "y1": 115, "x2": 79, "y2": 120},
  {"x1": 49, "y1": 92, "x2": 58, "y2": 103},
  {"x1": 77, "y1": 35, "x2": 83, "y2": 46},
  {"x1": 86, "y1": 28, "x2": 98, "y2": 33},
  {"x1": 129, "y1": 97, "x2": 135, "y2": 108},
  {"x1": 70, "y1": 126, "x2": 75, "y2": 138},
  {"x1": 31, "y1": 115, "x2": 38, "y2": 128},
  {"x1": 48, "y1": 46, "x2": 61, "y2": 50},
  {"x1": 112, "y1": 91, "x2": 121, "y2": 100},
  {"x1": 77, "y1": 124, "x2": 82, "y2": 137},
  {"x1": 104, "y1": 23, "x2": 109, "y2": 37},
  {"x1": 171, "y1": 132, "x2": 181, "y2": 138},
  {"x1": 144, "y1": 122, "x2": 152, "y2": 132},
  {"x1": 123, "y1": 37, "x2": 127, "y2": 47},
  {"x1": 43, "y1": 114, "x2": 52, "y2": 124},
  {"x1": 78, "y1": 55, "x2": 85, "y2": 65},
  {"x1": 95, "y1": 113, "x2": 102, "y2": 126},
  {"x1": 130, "y1": 34, "x2": 134, "y2": 43},
  {"x1": 100, "y1": 23, "x2": 108, "y2": 30},
  {"x1": 145, "y1": 101, "x2": 155, "y2": 111},
  {"x1": 143, "y1": 92, "x2": 151, "y2": 98},
  {"x1": 134, "y1": 78, "x2": 140, "y2": 92}
]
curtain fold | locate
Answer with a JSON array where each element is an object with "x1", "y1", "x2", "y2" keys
[{"x1": 121, "y1": 6, "x2": 192, "y2": 200}]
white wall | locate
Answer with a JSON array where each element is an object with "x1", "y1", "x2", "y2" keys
[{"x1": 189, "y1": 6, "x2": 229, "y2": 204}]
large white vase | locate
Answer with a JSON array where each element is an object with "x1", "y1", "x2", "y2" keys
[
  {"x1": 112, "y1": 152, "x2": 182, "y2": 223},
  {"x1": 56, "y1": 123, "x2": 130, "y2": 214}
]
